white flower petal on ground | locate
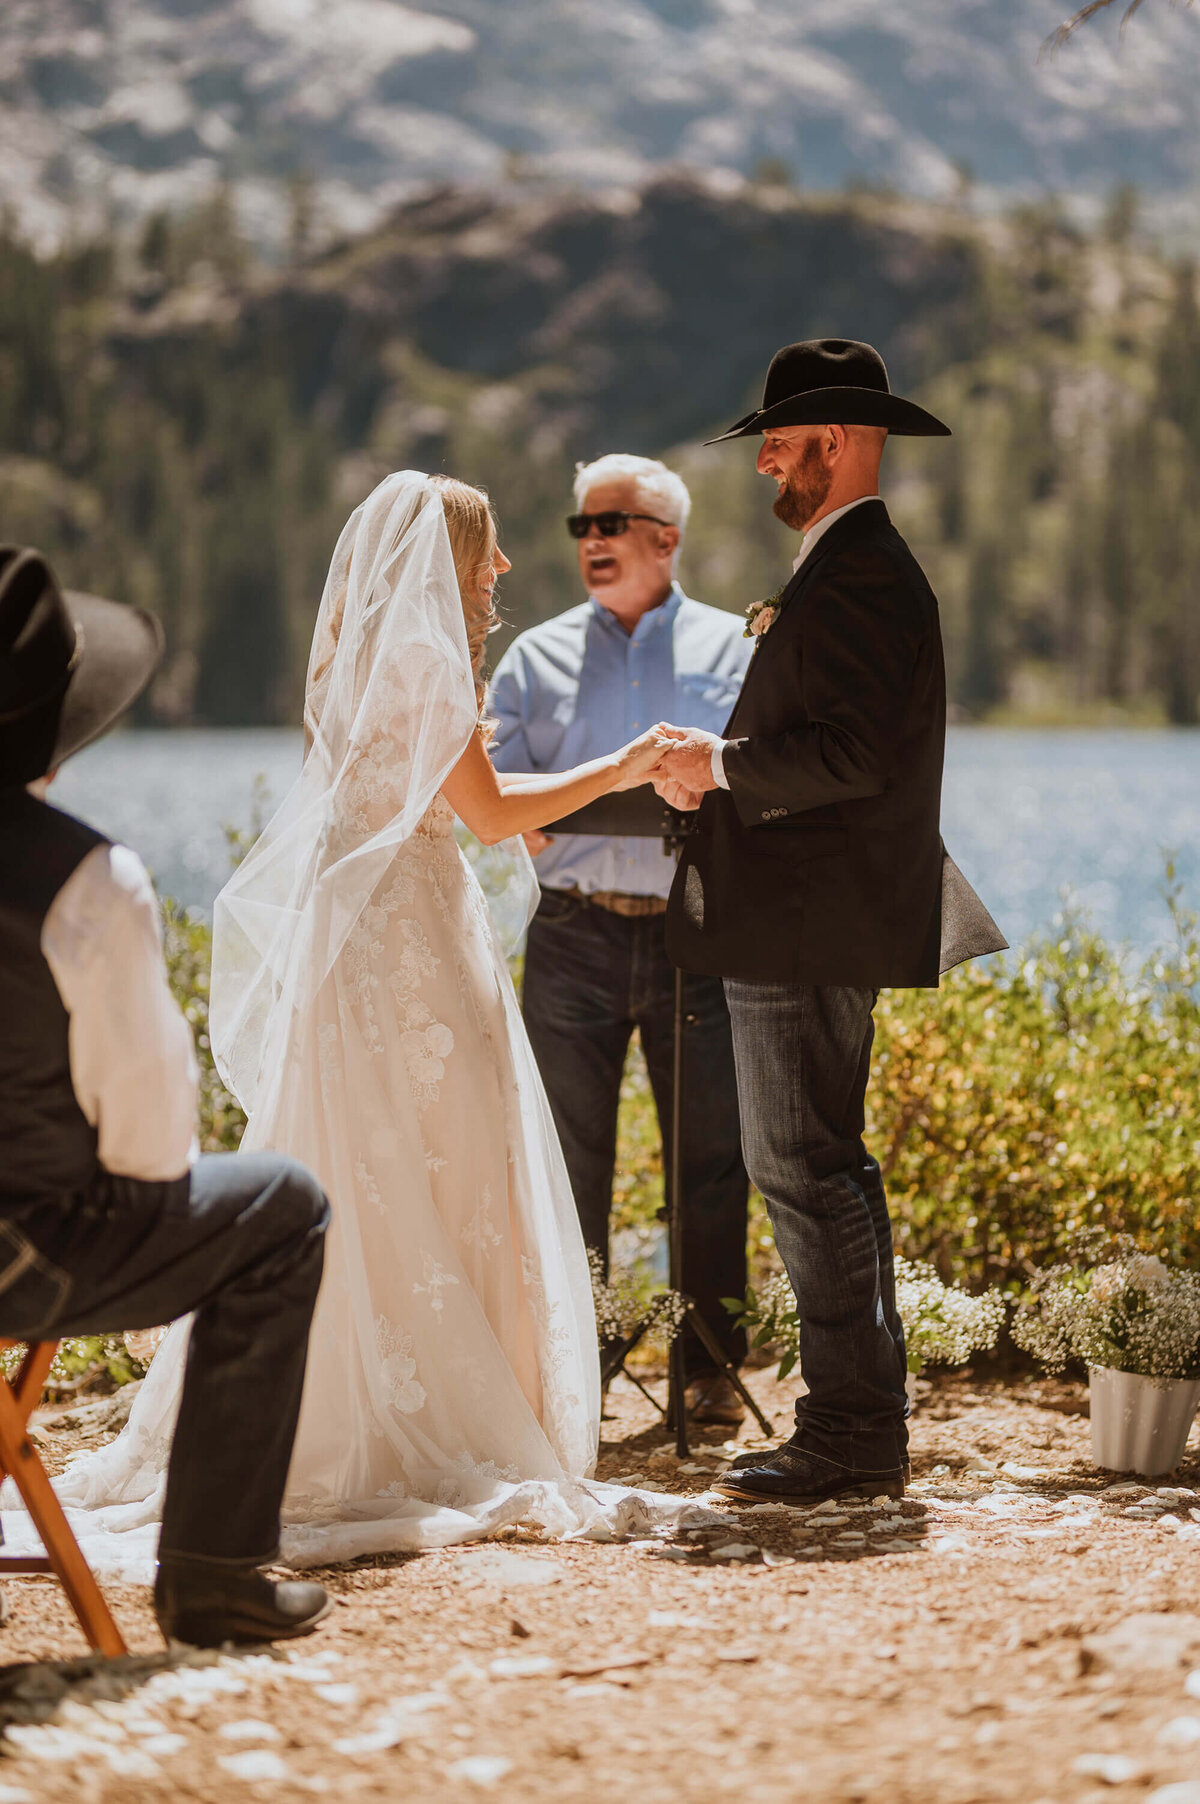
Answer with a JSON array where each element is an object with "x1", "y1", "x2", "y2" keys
[
  {"x1": 447, "y1": 1756, "x2": 514, "y2": 1787},
  {"x1": 1072, "y1": 1753, "x2": 1140, "y2": 1784},
  {"x1": 1148, "y1": 1786, "x2": 1200, "y2": 1804},
  {"x1": 218, "y1": 1751, "x2": 293, "y2": 1783},
  {"x1": 218, "y1": 1721, "x2": 283, "y2": 1743},
  {"x1": 312, "y1": 1684, "x2": 359, "y2": 1707},
  {"x1": 707, "y1": 1542, "x2": 759, "y2": 1562},
  {"x1": 1158, "y1": 1717, "x2": 1200, "y2": 1749},
  {"x1": 488, "y1": 1655, "x2": 557, "y2": 1679},
  {"x1": 136, "y1": 1735, "x2": 188, "y2": 1756}
]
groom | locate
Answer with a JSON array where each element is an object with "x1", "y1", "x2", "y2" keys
[{"x1": 652, "y1": 339, "x2": 1004, "y2": 1505}]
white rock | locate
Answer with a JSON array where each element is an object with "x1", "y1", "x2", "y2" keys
[
  {"x1": 218, "y1": 1752, "x2": 293, "y2": 1783},
  {"x1": 1158, "y1": 1716, "x2": 1200, "y2": 1749},
  {"x1": 1072, "y1": 1753, "x2": 1140, "y2": 1784},
  {"x1": 218, "y1": 1721, "x2": 283, "y2": 1743}
]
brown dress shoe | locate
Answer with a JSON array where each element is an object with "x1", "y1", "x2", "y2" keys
[{"x1": 684, "y1": 1374, "x2": 746, "y2": 1427}]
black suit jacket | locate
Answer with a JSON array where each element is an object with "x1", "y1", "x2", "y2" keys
[{"x1": 666, "y1": 500, "x2": 1004, "y2": 987}]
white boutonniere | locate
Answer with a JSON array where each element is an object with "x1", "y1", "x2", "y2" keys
[{"x1": 744, "y1": 586, "x2": 785, "y2": 639}]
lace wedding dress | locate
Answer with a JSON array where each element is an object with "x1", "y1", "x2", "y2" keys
[{"x1": 13, "y1": 473, "x2": 716, "y2": 1579}]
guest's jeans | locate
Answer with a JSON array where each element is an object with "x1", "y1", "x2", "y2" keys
[
  {"x1": 523, "y1": 888, "x2": 748, "y2": 1377},
  {"x1": 723, "y1": 981, "x2": 908, "y2": 1471},
  {"x1": 0, "y1": 1151, "x2": 328, "y2": 1565}
]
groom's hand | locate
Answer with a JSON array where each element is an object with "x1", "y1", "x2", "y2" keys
[
  {"x1": 652, "y1": 724, "x2": 721, "y2": 797},
  {"x1": 652, "y1": 771, "x2": 704, "y2": 812}
]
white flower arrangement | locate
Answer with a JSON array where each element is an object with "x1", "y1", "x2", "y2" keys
[
  {"x1": 725, "y1": 1257, "x2": 1005, "y2": 1381},
  {"x1": 588, "y1": 1246, "x2": 686, "y2": 1344},
  {"x1": 1012, "y1": 1240, "x2": 1200, "y2": 1381}
]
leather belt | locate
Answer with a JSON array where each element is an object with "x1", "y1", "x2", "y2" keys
[{"x1": 552, "y1": 886, "x2": 669, "y2": 919}]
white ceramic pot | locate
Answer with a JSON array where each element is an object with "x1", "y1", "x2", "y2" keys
[{"x1": 1088, "y1": 1365, "x2": 1200, "y2": 1477}]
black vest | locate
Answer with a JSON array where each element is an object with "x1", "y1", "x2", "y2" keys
[{"x1": 0, "y1": 787, "x2": 108, "y2": 1205}]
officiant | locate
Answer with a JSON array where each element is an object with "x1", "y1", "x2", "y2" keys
[{"x1": 489, "y1": 455, "x2": 753, "y2": 1426}]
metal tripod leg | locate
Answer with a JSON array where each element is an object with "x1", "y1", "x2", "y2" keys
[{"x1": 599, "y1": 968, "x2": 774, "y2": 1455}]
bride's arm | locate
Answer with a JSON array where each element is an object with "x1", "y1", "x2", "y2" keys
[{"x1": 441, "y1": 728, "x2": 666, "y2": 846}]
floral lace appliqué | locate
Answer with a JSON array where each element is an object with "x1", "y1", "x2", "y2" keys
[
  {"x1": 374, "y1": 1316, "x2": 426, "y2": 1415},
  {"x1": 413, "y1": 1252, "x2": 460, "y2": 1316}
]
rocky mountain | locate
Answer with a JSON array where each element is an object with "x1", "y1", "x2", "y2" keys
[{"x1": 2, "y1": 0, "x2": 1198, "y2": 252}]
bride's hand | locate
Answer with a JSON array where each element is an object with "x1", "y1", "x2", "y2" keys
[{"x1": 611, "y1": 725, "x2": 675, "y2": 791}]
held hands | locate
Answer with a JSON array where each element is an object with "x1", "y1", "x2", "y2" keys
[
  {"x1": 648, "y1": 723, "x2": 721, "y2": 809},
  {"x1": 612, "y1": 722, "x2": 722, "y2": 809},
  {"x1": 611, "y1": 725, "x2": 682, "y2": 790}
]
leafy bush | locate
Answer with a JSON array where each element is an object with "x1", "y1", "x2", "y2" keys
[
  {"x1": 164, "y1": 867, "x2": 1200, "y2": 1303},
  {"x1": 162, "y1": 898, "x2": 246, "y2": 1154},
  {"x1": 869, "y1": 868, "x2": 1200, "y2": 1290}
]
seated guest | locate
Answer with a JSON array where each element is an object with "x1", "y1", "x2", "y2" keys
[
  {"x1": 489, "y1": 455, "x2": 753, "y2": 1424},
  {"x1": 0, "y1": 547, "x2": 331, "y2": 1647}
]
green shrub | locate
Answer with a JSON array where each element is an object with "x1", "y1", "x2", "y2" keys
[
  {"x1": 871, "y1": 867, "x2": 1200, "y2": 1289},
  {"x1": 165, "y1": 868, "x2": 1199, "y2": 1301}
]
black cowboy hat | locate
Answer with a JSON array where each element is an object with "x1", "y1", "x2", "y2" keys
[
  {"x1": 707, "y1": 338, "x2": 951, "y2": 443},
  {"x1": 0, "y1": 546, "x2": 163, "y2": 786}
]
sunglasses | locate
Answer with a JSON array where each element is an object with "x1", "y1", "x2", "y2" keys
[{"x1": 565, "y1": 511, "x2": 673, "y2": 539}]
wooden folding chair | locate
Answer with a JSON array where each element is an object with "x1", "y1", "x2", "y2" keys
[{"x1": 0, "y1": 1340, "x2": 127, "y2": 1656}]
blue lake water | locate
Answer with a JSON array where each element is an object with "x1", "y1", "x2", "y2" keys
[{"x1": 50, "y1": 727, "x2": 1200, "y2": 955}]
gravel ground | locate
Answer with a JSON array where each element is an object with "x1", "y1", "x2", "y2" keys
[{"x1": 4, "y1": 1370, "x2": 1200, "y2": 1804}]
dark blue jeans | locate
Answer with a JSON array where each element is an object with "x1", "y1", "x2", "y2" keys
[
  {"x1": 523, "y1": 889, "x2": 748, "y2": 1376},
  {"x1": 723, "y1": 981, "x2": 908, "y2": 1471},
  {"x1": 0, "y1": 1151, "x2": 328, "y2": 1564}
]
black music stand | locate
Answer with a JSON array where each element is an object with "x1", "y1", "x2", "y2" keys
[{"x1": 541, "y1": 789, "x2": 772, "y2": 1457}]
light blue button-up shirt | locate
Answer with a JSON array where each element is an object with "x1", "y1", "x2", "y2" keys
[{"x1": 488, "y1": 584, "x2": 752, "y2": 899}]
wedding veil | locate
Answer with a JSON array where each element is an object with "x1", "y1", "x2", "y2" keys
[{"x1": 210, "y1": 470, "x2": 524, "y2": 1114}]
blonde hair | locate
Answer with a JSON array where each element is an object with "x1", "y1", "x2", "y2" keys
[{"x1": 428, "y1": 474, "x2": 499, "y2": 709}]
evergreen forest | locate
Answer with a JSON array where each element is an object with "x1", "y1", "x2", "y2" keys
[{"x1": 2, "y1": 175, "x2": 1198, "y2": 727}]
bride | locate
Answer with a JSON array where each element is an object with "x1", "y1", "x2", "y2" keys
[{"x1": 50, "y1": 470, "x2": 707, "y2": 1572}]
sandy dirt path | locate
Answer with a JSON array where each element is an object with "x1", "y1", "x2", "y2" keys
[{"x1": 2, "y1": 1370, "x2": 1200, "y2": 1803}]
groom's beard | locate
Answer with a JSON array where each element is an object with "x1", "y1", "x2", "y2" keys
[{"x1": 772, "y1": 439, "x2": 833, "y2": 532}]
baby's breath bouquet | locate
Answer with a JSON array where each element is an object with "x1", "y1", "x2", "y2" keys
[
  {"x1": 588, "y1": 1247, "x2": 685, "y2": 1346},
  {"x1": 726, "y1": 1257, "x2": 1005, "y2": 1381},
  {"x1": 1013, "y1": 1239, "x2": 1200, "y2": 1380}
]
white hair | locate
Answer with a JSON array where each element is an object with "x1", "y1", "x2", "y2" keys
[{"x1": 573, "y1": 454, "x2": 691, "y2": 534}]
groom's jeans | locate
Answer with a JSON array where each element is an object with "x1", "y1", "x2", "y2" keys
[
  {"x1": 723, "y1": 981, "x2": 908, "y2": 1471},
  {"x1": 0, "y1": 1151, "x2": 328, "y2": 1564},
  {"x1": 523, "y1": 888, "x2": 748, "y2": 1377}
]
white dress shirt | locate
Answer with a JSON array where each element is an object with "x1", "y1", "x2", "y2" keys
[
  {"x1": 710, "y1": 495, "x2": 881, "y2": 789},
  {"x1": 40, "y1": 841, "x2": 199, "y2": 1182}
]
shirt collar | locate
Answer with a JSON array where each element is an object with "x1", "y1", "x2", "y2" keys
[
  {"x1": 589, "y1": 581, "x2": 684, "y2": 640},
  {"x1": 791, "y1": 495, "x2": 880, "y2": 575}
]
